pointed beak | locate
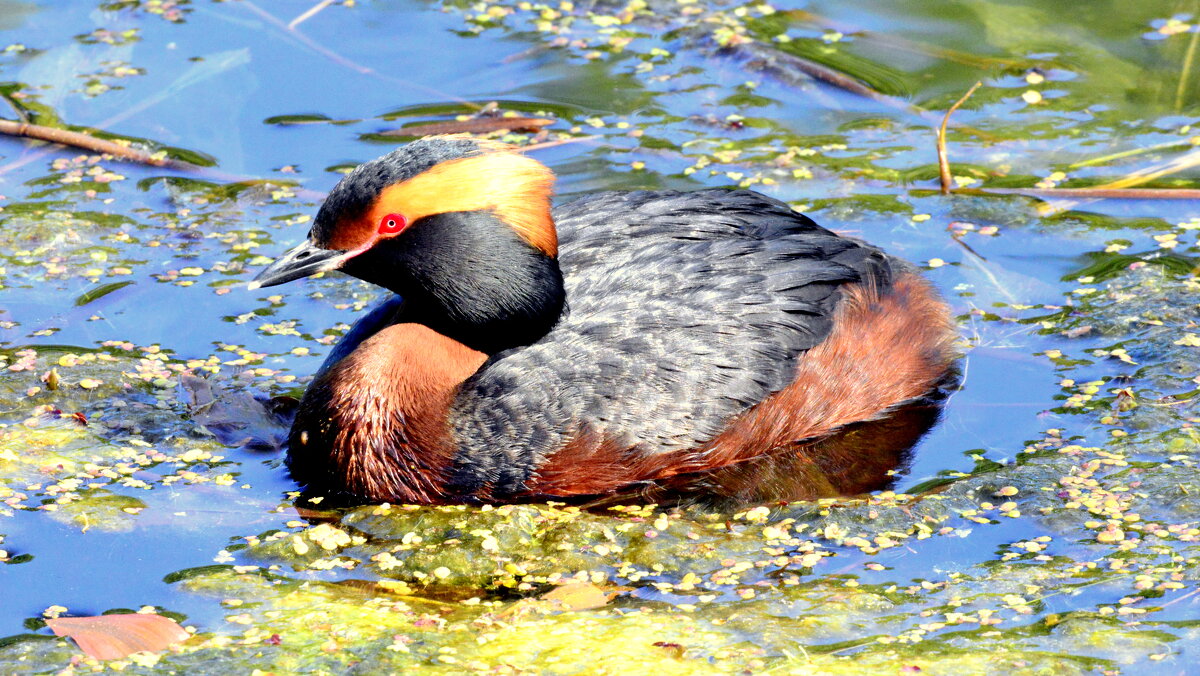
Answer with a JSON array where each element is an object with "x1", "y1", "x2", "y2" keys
[{"x1": 248, "y1": 238, "x2": 353, "y2": 290}]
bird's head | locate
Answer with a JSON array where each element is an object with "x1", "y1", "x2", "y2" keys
[
  {"x1": 251, "y1": 136, "x2": 565, "y2": 354},
  {"x1": 251, "y1": 135, "x2": 556, "y2": 289}
]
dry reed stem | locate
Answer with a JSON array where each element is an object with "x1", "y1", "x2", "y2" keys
[
  {"x1": 937, "y1": 81, "x2": 982, "y2": 195},
  {"x1": 289, "y1": 0, "x2": 336, "y2": 30},
  {"x1": 0, "y1": 119, "x2": 190, "y2": 169}
]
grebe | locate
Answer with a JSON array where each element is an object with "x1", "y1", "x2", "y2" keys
[{"x1": 251, "y1": 136, "x2": 956, "y2": 504}]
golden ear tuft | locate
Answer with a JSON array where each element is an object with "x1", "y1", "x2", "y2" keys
[{"x1": 369, "y1": 149, "x2": 558, "y2": 256}]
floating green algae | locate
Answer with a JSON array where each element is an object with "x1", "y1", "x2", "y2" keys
[{"x1": 44, "y1": 489, "x2": 147, "y2": 533}]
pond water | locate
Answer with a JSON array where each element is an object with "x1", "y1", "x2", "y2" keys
[{"x1": 1, "y1": 0, "x2": 1199, "y2": 673}]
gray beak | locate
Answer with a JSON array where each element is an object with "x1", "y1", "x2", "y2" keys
[{"x1": 248, "y1": 238, "x2": 350, "y2": 290}]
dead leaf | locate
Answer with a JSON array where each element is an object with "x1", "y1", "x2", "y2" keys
[
  {"x1": 46, "y1": 614, "x2": 190, "y2": 660},
  {"x1": 539, "y1": 582, "x2": 614, "y2": 611},
  {"x1": 495, "y1": 582, "x2": 630, "y2": 620},
  {"x1": 652, "y1": 641, "x2": 686, "y2": 658},
  {"x1": 179, "y1": 374, "x2": 296, "y2": 452},
  {"x1": 380, "y1": 117, "x2": 553, "y2": 137}
]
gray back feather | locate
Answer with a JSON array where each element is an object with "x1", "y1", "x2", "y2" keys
[{"x1": 446, "y1": 189, "x2": 894, "y2": 494}]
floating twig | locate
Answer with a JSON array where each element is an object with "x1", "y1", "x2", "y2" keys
[
  {"x1": 288, "y1": 0, "x2": 336, "y2": 30},
  {"x1": 1012, "y1": 144, "x2": 1200, "y2": 212},
  {"x1": 937, "y1": 81, "x2": 982, "y2": 195},
  {"x1": 0, "y1": 49, "x2": 251, "y2": 177},
  {"x1": 0, "y1": 119, "x2": 192, "y2": 169},
  {"x1": 949, "y1": 230, "x2": 987, "y2": 261},
  {"x1": 380, "y1": 117, "x2": 554, "y2": 137},
  {"x1": 0, "y1": 118, "x2": 327, "y2": 200}
]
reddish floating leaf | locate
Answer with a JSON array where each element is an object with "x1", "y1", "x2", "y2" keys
[
  {"x1": 380, "y1": 116, "x2": 553, "y2": 137},
  {"x1": 46, "y1": 614, "x2": 189, "y2": 660}
]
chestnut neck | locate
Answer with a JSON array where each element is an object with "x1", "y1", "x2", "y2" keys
[
  {"x1": 288, "y1": 323, "x2": 488, "y2": 504},
  {"x1": 340, "y1": 210, "x2": 566, "y2": 355}
]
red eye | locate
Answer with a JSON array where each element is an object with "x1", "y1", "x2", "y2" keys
[{"x1": 378, "y1": 213, "x2": 407, "y2": 235}]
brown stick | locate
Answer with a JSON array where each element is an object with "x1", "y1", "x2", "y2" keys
[
  {"x1": 949, "y1": 231, "x2": 987, "y2": 261},
  {"x1": 0, "y1": 52, "x2": 253, "y2": 176},
  {"x1": 0, "y1": 119, "x2": 192, "y2": 169},
  {"x1": 937, "y1": 81, "x2": 982, "y2": 195},
  {"x1": 0, "y1": 118, "x2": 330, "y2": 199}
]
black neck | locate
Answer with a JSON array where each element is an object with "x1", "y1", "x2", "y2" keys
[{"x1": 340, "y1": 211, "x2": 565, "y2": 355}]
